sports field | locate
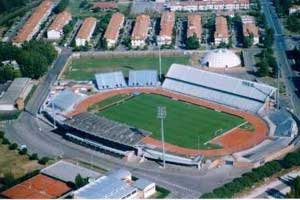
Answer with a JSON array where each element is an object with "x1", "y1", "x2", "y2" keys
[
  {"x1": 64, "y1": 55, "x2": 190, "y2": 81},
  {"x1": 98, "y1": 94, "x2": 245, "y2": 149}
]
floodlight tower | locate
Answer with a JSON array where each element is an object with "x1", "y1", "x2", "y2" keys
[
  {"x1": 157, "y1": 106, "x2": 166, "y2": 168},
  {"x1": 158, "y1": 44, "x2": 162, "y2": 81}
]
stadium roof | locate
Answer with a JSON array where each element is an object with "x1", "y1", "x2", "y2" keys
[
  {"x1": 0, "y1": 78, "x2": 31, "y2": 105},
  {"x1": 133, "y1": 178, "x2": 155, "y2": 190},
  {"x1": 128, "y1": 70, "x2": 158, "y2": 87},
  {"x1": 41, "y1": 160, "x2": 101, "y2": 183},
  {"x1": 73, "y1": 175, "x2": 137, "y2": 199},
  {"x1": 163, "y1": 64, "x2": 277, "y2": 113},
  {"x1": 107, "y1": 169, "x2": 131, "y2": 180},
  {"x1": 64, "y1": 112, "x2": 151, "y2": 146},
  {"x1": 201, "y1": 49, "x2": 241, "y2": 68},
  {"x1": 49, "y1": 90, "x2": 84, "y2": 112},
  {"x1": 1, "y1": 174, "x2": 71, "y2": 199},
  {"x1": 95, "y1": 71, "x2": 127, "y2": 90}
]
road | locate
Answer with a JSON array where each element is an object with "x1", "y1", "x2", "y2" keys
[{"x1": 260, "y1": 0, "x2": 300, "y2": 117}]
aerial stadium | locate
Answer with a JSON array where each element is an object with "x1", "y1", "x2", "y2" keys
[{"x1": 41, "y1": 63, "x2": 298, "y2": 168}]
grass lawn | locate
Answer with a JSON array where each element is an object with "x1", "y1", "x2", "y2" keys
[
  {"x1": 0, "y1": 142, "x2": 41, "y2": 179},
  {"x1": 98, "y1": 94, "x2": 245, "y2": 149},
  {"x1": 64, "y1": 55, "x2": 190, "y2": 81}
]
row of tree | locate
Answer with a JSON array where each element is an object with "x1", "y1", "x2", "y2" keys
[
  {"x1": 0, "y1": 0, "x2": 28, "y2": 13},
  {"x1": 201, "y1": 150, "x2": 300, "y2": 198},
  {"x1": 0, "y1": 40, "x2": 57, "y2": 83},
  {"x1": 53, "y1": 0, "x2": 69, "y2": 14}
]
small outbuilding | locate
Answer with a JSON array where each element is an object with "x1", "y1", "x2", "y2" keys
[{"x1": 201, "y1": 49, "x2": 241, "y2": 68}]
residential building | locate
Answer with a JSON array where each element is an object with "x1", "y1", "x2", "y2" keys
[
  {"x1": 158, "y1": 11, "x2": 175, "y2": 46},
  {"x1": 13, "y1": 0, "x2": 54, "y2": 45},
  {"x1": 73, "y1": 169, "x2": 156, "y2": 199},
  {"x1": 187, "y1": 14, "x2": 202, "y2": 42},
  {"x1": 104, "y1": 12, "x2": 125, "y2": 48},
  {"x1": 214, "y1": 16, "x2": 229, "y2": 45},
  {"x1": 75, "y1": 17, "x2": 97, "y2": 46},
  {"x1": 0, "y1": 78, "x2": 33, "y2": 111},
  {"x1": 131, "y1": 15, "x2": 151, "y2": 48},
  {"x1": 47, "y1": 11, "x2": 72, "y2": 40},
  {"x1": 1, "y1": 174, "x2": 71, "y2": 199},
  {"x1": 167, "y1": 0, "x2": 250, "y2": 12},
  {"x1": 241, "y1": 15, "x2": 259, "y2": 45}
]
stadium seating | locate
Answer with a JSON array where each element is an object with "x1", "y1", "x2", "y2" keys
[
  {"x1": 95, "y1": 72, "x2": 127, "y2": 90},
  {"x1": 162, "y1": 64, "x2": 277, "y2": 113},
  {"x1": 49, "y1": 90, "x2": 84, "y2": 112},
  {"x1": 128, "y1": 70, "x2": 158, "y2": 87}
]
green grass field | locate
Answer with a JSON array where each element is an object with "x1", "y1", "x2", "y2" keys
[
  {"x1": 98, "y1": 94, "x2": 245, "y2": 149},
  {"x1": 64, "y1": 55, "x2": 190, "y2": 81}
]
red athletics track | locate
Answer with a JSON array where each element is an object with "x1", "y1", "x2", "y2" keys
[{"x1": 67, "y1": 87, "x2": 269, "y2": 157}]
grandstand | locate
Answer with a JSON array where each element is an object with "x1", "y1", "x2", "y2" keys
[
  {"x1": 162, "y1": 64, "x2": 277, "y2": 113},
  {"x1": 63, "y1": 112, "x2": 151, "y2": 147},
  {"x1": 128, "y1": 70, "x2": 158, "y2": 87},
  {"x1": 95, "y1": 71, "x2": 127, "y2": 90}
]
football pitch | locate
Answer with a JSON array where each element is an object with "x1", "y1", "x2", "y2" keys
[{"x1": 98, "y1": 94, "x2": 245, "y2": 149}]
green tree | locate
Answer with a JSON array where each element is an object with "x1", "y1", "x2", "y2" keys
[
  {"x1": 243, "y1": 33, "x2": 254, "y2": 48},
  {"x1": 29, "y1": 153, "x2": 39, "y2": 160},
  {"x1": 54, "y1": 0, "x2": 69, "y2": 14},
  {"x1": 287, "y1": 176, "x2": 300, "y2": 198},
  {"x1": 3, "y1": 171, "x2": 15, "y2": 185},
  {"x1": 257, "y1": 58, "x2": 270, "y2": 77},
  {"x1": 38, "y1": 157, "x2": 50, "y2": 165},
  {"x1": 0, "y1": 65, "x2": 20, "y2": 83},
  {"x1": 186, "y1": 34, "x2": 200, "y2": 50},
  {"x1": 19, "y1": 51, "x2": 48, "y2": 79},
  {"x1": 8, "y1": 143, "x2": 18, "y2": 150},
  {"x1": 263, "y1": 28, "x2": 274, "y2": 48},
  {"x1": 287, "y1": 13, "x2": 300, "y2": 33},
  {"x1": 74, "y1": 174, "x2": 89, "y2": 189}
]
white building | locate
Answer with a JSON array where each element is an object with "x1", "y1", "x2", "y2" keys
[
  {"x1": 201, "y1": 49, "x2": 241, "y2": 68},
  {"x1": 214, "y1": 16, "x2": 229, "y2": 45},
  {"x1": 241, "y1": 15, "x2": 259, "y2": 45},
  {"x1": 47, "y1": 11, "x2": 72, "y2": 40},
  {"x1": 104, "y1": 12, "x2": 125, "y2": 48},
  {"x1": 75, "y1": 17, "x2": 97, "y2": 47},
  {"x1": 131, "y1": 15, "x2": 151, "y2": 48},
  {"x1": 157, "y1": 12, "x2": 175, "y2": 46}
]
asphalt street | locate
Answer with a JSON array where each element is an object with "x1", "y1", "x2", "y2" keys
[{"x1": 260, "y1": 0, "x2": 300, "y2": 117}]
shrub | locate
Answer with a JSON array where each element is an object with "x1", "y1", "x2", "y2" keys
[
  {"x1": 8, "y1": 143, "x2": 18, "y2": 150},
  {"x1": 38, "y1": 157, "x2": 50, "y2": 165},
  {"x1": 29, "y1": 153, "x2": 38, "y2": 160},
  {"x1": 2, "y1": 137, "x2": 10, "y2": 145},
  {"x1": 19, "y1": 148, "x2": 27, "y2": 155},
  {"x1": 0, "y1": 131, "x2": 4, "y2": 138}
]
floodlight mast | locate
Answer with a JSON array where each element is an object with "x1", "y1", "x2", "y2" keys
[
  {"x1": 157, "y1": 106, "x2": 166, "y2": 168},
  {"x1": 158, "y1": 44, "x2": 162, "y2": 81}
]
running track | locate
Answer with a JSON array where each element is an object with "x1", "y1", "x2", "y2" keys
[{"x1": 67, "y1": 87, "x2": 269, "y2": 157}]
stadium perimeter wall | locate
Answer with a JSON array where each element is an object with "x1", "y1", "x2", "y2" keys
[{"x1": 67, "y1": 87, "x2": 269, "y2": 157}]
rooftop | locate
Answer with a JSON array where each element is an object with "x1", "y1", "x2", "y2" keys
[
  {"x1": 93, "y1": 2, "x2": 117, "y2": 9},
  {"x1": 131, "y1": 15, "x2": 151, "y2": 41},
  {"x1": 48, "y1": 11, "x2": 71, "y2": 32},
  {"x1": 1, "y1": 174, "x2": 71, "y2": 199},
  {"x1": 0, "y1": 78, "x2": 31, "y2": 105},
  {"x1": 64, "y1": 112, "x2": 151, "y2": 146},
  {"x1": 214, "y1": 16, "x2": 229, "y2": 39},
  {"x1": 104, "y1": 12, "x2": 125, "y2": 41},
  {"x1": 187, "y1": 14, "x2": 202, "y2": 39},
  {"x1": 76, "y1": 17, "x2": 97, "y2": 40},
  {"x1": 201, "y1": 49, "x2": 241, "y2": 68},
  {"x1": 159, "y1": 12, "x2": 175, "y2": 38},
  {"x1": 241, "y1": 16, "x2": 259, "y2": 37},
  {"x1": 41, "y1": 160, "x2": 101, "y2": 183},
  {"x1": 14, "y1": 0, "x2": 53, "y2": 43}
]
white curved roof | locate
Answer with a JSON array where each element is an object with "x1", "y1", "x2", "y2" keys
[{"x1": 201, "y1": 49, "x2": 241, "y2": 68}]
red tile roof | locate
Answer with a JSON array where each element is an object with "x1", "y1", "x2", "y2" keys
[
  {"x1": 131, "y1": 15, "x2": 151, "y2": 41},
  {"x1": 104, "y1": 12, "x2": 125, "y2": 41},
  {"x1": 214, "y1": 16, "x2": 229, "y2": 39},
  {"x1": 159, "y1": 12, "x2": 175, "y2": 38},
  {"x1": 76, "y1": 17, "x2": 97, "y2": 40},
  {"x1": 1, "y1": 174, "x2": 71, "y2": 199},
  {"x1": 48, "y1": 11, "x2": 71, "y2": 32},
  {"x1": 187, "y1": 14, "x2": 202, "y2": 39},
  {"x1": 14, "y1": 0, "x2": 53, "y2": 43}
]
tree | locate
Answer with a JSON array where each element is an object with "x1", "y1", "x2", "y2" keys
[
  {"x1": 287, "y1": 13, "x2": 300, "y2": 33},
  {"x1": 53, "y1": 0, "x2": 69, "y2": 14},
  {"x1": 2, "y1": 137, "x2": 10, "y2": 145},
  {"x1": 19, "y1": 51, "x2": 48, "y2": 79},
  {"x1": 287, "y1": 176, "x2": 300, "y2": 198},
  {"x1": 74, "y1": 174, "x2": 89, "y2": 189},
  {"x1": 186, "y1": 34, "x2": 200, "y2": 50},
  {"x1": 29, "y1": 153, "x2": 39, "y2": 160},
  {"x1": 263, "y1": 28, "x2": 274, "y2": 48},
  {"x1": 257, "y1": 59, "x2": 270, "y2": 77},
  {"x1": 19, "y1": 147, "x2": 27, "y2": 155},
  {"x1": 243, "y1": 33, "x2": 254, "y2": 48},
  {"x1": 38, "y1": 157, "x2": 50, "y2": 165},
  {"x1": 0, "y1": 65, "x2": 20, "y2": 83},
  {"x1": 3, "y1": 171, "x2": 15, "y2": 185},
  {"x1": 8, "y1": 143, "x2": 18, "y2": 150}
]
